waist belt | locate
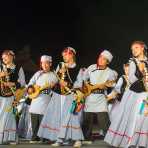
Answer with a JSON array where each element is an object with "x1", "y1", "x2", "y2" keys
[
  {"x1": 92, "y1": 89, "x2": 105, "y2": 94},
  {"x1": 40, "y1": 89, "x2": 51, "y2": 95}
]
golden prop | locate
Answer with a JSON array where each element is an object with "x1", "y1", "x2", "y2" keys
[
  {"x1": 82, "y1": 80, "x2": 116, "y2": 97},
  {"x1": 54, "y1": 62, "x2": 72, "y2": 95},
  {"x1": 27, "y1": 82, "x2": 50, "y2": 99}
]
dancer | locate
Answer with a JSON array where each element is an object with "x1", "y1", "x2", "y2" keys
[
  {"x1": 82, "y1": 50, "x2": 117, "y2": 143},
  {"x1": 0, "y1": 49, "x2": 26, "y2": 144},
  {"x1": 28, "y1": 55, "x2": 58, "y2": 143},
  {"x1": 104, "y1": 40, "x2": 148, "y2": 147},
  {"x1": 38, "y1": 47, "x2": 84, "y2": 147}
]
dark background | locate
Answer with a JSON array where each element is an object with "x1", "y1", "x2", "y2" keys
[{"x1": 0, "y1": 0, "x2": 148, "y2": 81}]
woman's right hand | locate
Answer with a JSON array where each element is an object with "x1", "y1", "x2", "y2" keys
[
  {"x1": 0, "y1": 72, "x2": 8, "y2": 78},
  {"x1": 27, "y1": 86, "x2": 35, "y2": 94},
  {"x1": 60, "y1": 80, "x2": 68, "y2": 88}
]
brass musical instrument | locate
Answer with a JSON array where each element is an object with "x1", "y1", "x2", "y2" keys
[
  {"x1": 27, "y1": 83, "x2": 50, "y2": 99},
  {"x1": 82, "y1": 80, "x2": 116, "y2": 97},
  {"x1": 56, "y1": 62, "x2": 72, "y2": 95},
  {"x1": 143, "y1": 65, "x2": 148, "y2": 92},
  {"x1": 0, "y1": 63, "x2": 15, "y2": 97},
  {"x1": 15, "y1": 87, "x2": 26, "y2": 102}
]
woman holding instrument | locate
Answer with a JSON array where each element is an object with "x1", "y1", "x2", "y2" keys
[{"x1": 0, "y1": 49, "x2": 26, "y2": 144}]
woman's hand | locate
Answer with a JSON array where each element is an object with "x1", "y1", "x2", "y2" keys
[
  {"x1": 60, "y1": 80, "x2": 68, "y2": 88},
  {"x1": 98, "y1": 83, "x2": 107, "y2": 89},
  {"x1": 0, "y1": 72, "x2": 8, "y2": 78},
  {"x1": 49, "y1": 82, "x2": 56, "y2": 88}
]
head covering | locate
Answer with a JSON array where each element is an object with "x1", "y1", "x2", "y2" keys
[
  {"x1": 100, "y1": 50, "x2": 113, "y2": 63},
  {"x1": 40, "y1": 55, "x2": 52, "y2": 62},
  {"x1": 63, "y1": 47, "x2": 76, "y2": 55}
]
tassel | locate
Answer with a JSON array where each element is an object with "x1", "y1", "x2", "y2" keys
[
  {"x1": 70, "y1": 100, "x2": 76, "y2": 113},
  {"x1": 139, "y1": 101, "x2": 145, "y2": 114}
]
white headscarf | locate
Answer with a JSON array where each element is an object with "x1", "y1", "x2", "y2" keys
[
  {"x1": 100, "y1": 50, "x2": 113, "y2": 63},
  {"x1": 40, "y1": 55, "x2": 52, "y2": 62}
]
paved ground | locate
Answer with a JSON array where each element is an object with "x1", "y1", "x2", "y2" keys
[{"x1": 0, "y1": 140, "x2": 112, "y2": 148}]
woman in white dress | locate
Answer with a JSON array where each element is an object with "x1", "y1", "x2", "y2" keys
[
  {"x1": 107, "y1": 63, "x2": 130, "y2": 122},
  {"x1": 104, "y1": 40, "x2": 148, "y2": 148},
  {"x1": 38, "y1": 47, "x2": 85, "y2": 147},
  {"x1": 27, "y1": 55, "x2": 58, "y2": 143},
  {"x1": 0, "y1": 49, "x2": 26, "y2": 144}
]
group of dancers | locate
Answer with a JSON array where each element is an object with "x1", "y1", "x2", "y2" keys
[{"x1": 0, "y1": 40, "x2": 148, "y2": 148}]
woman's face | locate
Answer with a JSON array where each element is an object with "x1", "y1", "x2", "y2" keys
[
  {"x1": 62, "y1": 51, "x2": 74, "y2": 63},
  {"x1": 41, "y1": 61, "x2": 51, "y2": 72},
  {"x1": 131, "y1": 43, "x2": 144, "y2": 58},
  {"x1": 2, "y1": 54, "x2": 13, "y2": 65},
  {"x1": 97, "y1": 55, "x2": 108, "y2": 67}
]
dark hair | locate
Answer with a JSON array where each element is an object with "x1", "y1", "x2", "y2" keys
[{"x1": 123, "y1": 63, "x2": 129, "y2": 67}]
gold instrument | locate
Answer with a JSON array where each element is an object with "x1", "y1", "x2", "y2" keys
[
  {"x1": 0, "y1": 62, "x2": 26, "y2": 101},
  {"x1": 56, "y1": 62, "x2": 72, "y2": 95},
  {"x1": 27, "y1": 83, "x2": 50, "y2": 99},
  {"x1": 0, "y1": 63, "x2": 15, "y2": 97},
  {"x1": 15, "y1": 87, "x2": 26, "y2": 102},
  {"x1": 143, "y1": 64, "x2": 148, "y2": 92},
  {"x1": 82, "y1": 80, "x2": 116, "y2": 97}
]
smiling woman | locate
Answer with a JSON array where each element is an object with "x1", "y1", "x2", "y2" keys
[{"x1": 0, "y1": 49, "x2": 26, "y2": 144}]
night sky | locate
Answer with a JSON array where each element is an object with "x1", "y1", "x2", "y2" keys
[{"x1": 1, "y1": 0, "x2": 148, "y2": 78}]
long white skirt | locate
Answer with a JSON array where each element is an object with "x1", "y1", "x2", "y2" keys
[
  {"x1": 38, "y1": 91, "x2": 65, "y2": 141},
  {"x1": 104, "y1": 90, "x2": 147, "y2": 147},
  {"x1": 38, "y1": 91, "x2": 84, "y2": 141},
  {"x1": 17, "y1": 102, "x2": 32, "y2": 139},
  {"x1": 0, "y1": 96, "x2": 16, "y2": 144}
]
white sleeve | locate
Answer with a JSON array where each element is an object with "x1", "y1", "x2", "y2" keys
[
  {"x1": 50, "y1": 73, "x2": 58, "y2": 84},
  {"x1": 18, "y1": 67, "x2": 26, "y2": 87},
  {"x1": 108, "y1": 70, "x2": 118, "y2": 81},
  {"x1": 114, "y1": 77, "x2": 124, "y2": 94},
  {"x1": 55, "y1": 64, "x2": 60, "y2": 73},
  {"x1": 129, "y1": 61, "x2": 138, "y2": 84},
  {"x1": 83, "y1": 65, "x2": 94, "y2": 81},
  {"x1": 107, "y1": 70, "x2": 118, "y2": 88},
  {"x1": 73, "y1": 68, "x2": 86, "y2": 88},
  {"x1": 27, "y1": 71, "x2": 41, "y2": 86}
]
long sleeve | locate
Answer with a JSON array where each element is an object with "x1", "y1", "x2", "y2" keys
[
  {"x1": 17, "y1": 67, "x2": 26, "y2": 87},
  {"x1": 27, "y1": 71, "x2": 42, "y2": 86},
  {"x1": 108, "y1": 70, "x2": 118, "y2": 81},
  {"x1": 83, "y1": 65, "x2": 95, "y2": 82},
  {"x1": 114, "y1": 77, "x2": 124, "y2": 94},
  {"x1": 129, "y1": 61, "x2": 138, "y2": 84},
  {"x1": 73, "y1": 68, "x2": 86, "y2": 88},
  {"x1": 48, "y1": 72, "x2": 58, "y2": 84}
]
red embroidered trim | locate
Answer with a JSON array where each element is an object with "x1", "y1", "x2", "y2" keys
[
  {"x1": 108, "y1": 128, "x2": 132, "y2": 142},
  {"x1": 0, "y1": 129, "x2": 16, "y2": 134},
  {"x1": 62, "y1": 125, "x2": 81, "y2": 130},
  {"x1": 41, "y1": 124, "x2": 60, "y2": 132},
  {"x1": 135, "y1": 131, "x2": 148, "y2": 135}
]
